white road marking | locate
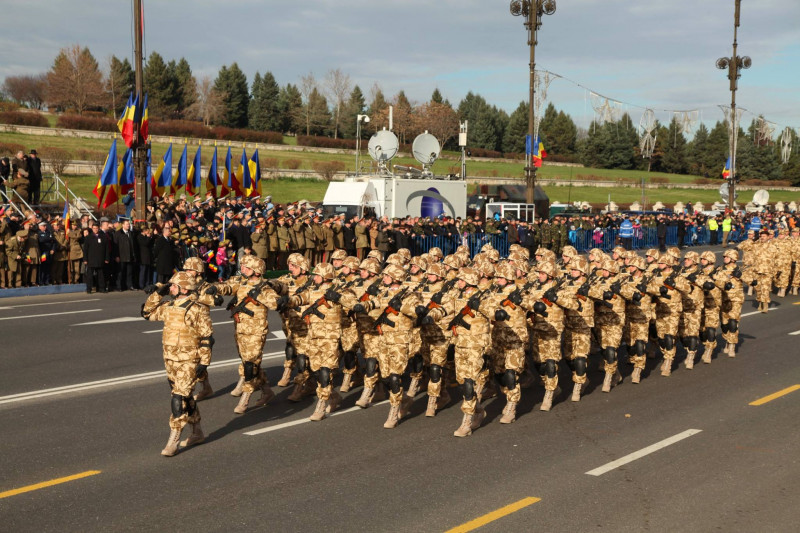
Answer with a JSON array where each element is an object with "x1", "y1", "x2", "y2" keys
[
  {"x1": 741, "y1": 305, "x2": 778, "y2": 318},
  {"x1": 0, "y1": 298, "x2": 99, "y2": 310},
  {"x1": 0, "y1": 309, "x2": 101, "y2": 321},
  {"x1": 0, "y1": 352, "x2": 283, "y2": 406},
  {"x1": 585, "y1": 429, "x2": 703, "y2": 476},
  {"x1": 788, "y1": 330, "x2": 800, "y2": 336},
  {"x1": 244, "y1": 400, "x2": 391, "y2": 436},
  {"x1": 73, "y1": 317, "x2": 143, "y2": 326}
]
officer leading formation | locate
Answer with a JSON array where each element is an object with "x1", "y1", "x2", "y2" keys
[{"x1": 143, "y1": 230, "x2": 788, "y2": 455}]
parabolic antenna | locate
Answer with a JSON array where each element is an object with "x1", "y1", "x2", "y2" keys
[
  {"x1": 719, "y1": 183, "x2": 738, "y2": 201},
  {"x1": 753, "y1": 189, "x2": 769, "y2": 206},
  {"x1": 368, "y1": 129, "x2": 399, "y2": 164},
  {"x1": 412, "y1": 132, "x2": 441, "y2": 167}
]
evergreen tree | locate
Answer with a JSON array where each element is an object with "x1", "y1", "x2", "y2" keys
[
  {"x1": 543, "y1": 109, "x2": 578, "y2": 158},
  {"x1": 214, "y1": 62, "x2": 249, "y2": 128},
  {"x1": 781, "y1": 130, "x2": 800, "y2": 185},
  {"x1": 339, "y1": 85, "x2": 366, "y2": 138},
  {"x1": 306, "y1": 88, "x2": 330, "y2": 136},
  {"x1": 143, "y1": 52, "x2": 178, "y2": 119},
  {"x1": 173, "y1": 58, "x2": 196, "y2": 118},
  {"x1": 248, "y1": 71, "x2": 280, "y2": 131},
  {"x1": 431, "y1": 88, "x2": 443, "y2": 104},
  {"x1": 502, "y1": 101, "x2": 528, "y2": 154},
  {"x1": 687, "y1": 123, "x2": 710, "y2": 176},
  {"x1": 106, "y1": 55, "x2": 134, "y2": 116},
  {"x1": 458, "y1": 92, "x2": 505, "y2": 151},
  {"x1": 706, "y1": 120, "x2": 730, "y2": 178},
  {"x1": 278, "y1": 83, "x2": 303, "y2": 134},
  {"x1": 367, "y1": 84, "x2": 388, "y2": 132},
  {"x1": 660, "y1": 116, "x2": 688, "y2": 174}
]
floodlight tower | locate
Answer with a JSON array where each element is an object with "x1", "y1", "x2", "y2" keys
[
  {"x1": 716, "y1": 0, "x2": 750, "y2": 211},
  {"x1": 510, "y1": 0, "x2": 556, "y2": 204},
  {"x1": 133, "y1": 0, "x2": 148, "y2": 221},
  {"x1": 355, "y1": 114, "x2": 370, "y2": 177}
]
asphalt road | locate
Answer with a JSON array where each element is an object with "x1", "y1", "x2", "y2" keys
[{"x1": 1, "y1": 269, "x2": 799, "y2": 532}]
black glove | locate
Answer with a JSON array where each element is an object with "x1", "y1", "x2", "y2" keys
[
  {"x1": 195, "y1": 364, "x2": 208, "y2": 378},
  {"x1": 431, "y1": 291, "x2": 444, "y2": 305},
  {"x1": 353, "y1": 303, "x2": 366, "y2": 314},
  {"x1": 636, "y1": 282, "x2": 647, "y2": 293},
  {"x1": 750, "y1": 280, "x2": 758, "y2": 287},
  {"x1": 388, "y1": 295, "x2": 404, "y2": 310},
  {"x1": 659, "y1": 285, "x2": 668, "y2": 297},
  {"x1": 724, "y1": 282, "x2": 733, "y2": 291},
  {"x1": 204, "y1": 285, "x2": 218, "y2": 296},
  {"x1": 533, "y1": 301, "x2": 547, "y2": 316},
  {"x1": 467, "y1": 293, "x2": 482, "y2": 310},
  {"x1": 420, "y1": 315, "x2": 434, "y2": 325},
  {"x1": 494, "y1": 309, "x2": 510, "y2": 321},
  {"x1": 603, "y1": 290, "x2": 614, "y2": 301},
  {"x1": 143, "y1": 284, "x2": 158, "y2": 295},
  {"x1": 213, "y1": 294, "x2": 224, "y2": 306},
  {"x1": 632, "y1": 291, "x2": 642, "y2": 303},
  {"x1": 276, "y1": 294, "x2": 289, "y2": 310},
  {"x1": 732, "y1": 267, "x2": 742, "y2": 279},
  {"x1": 702, "y1": 281, "x2": 715, "y2": 291},
  {"x1": 415, "y1": 305, "x2": 427, "y2": 317},
  {"x1": 687, "y1": 272, "x2": 698, "y2": 284},
  {"x1": 324, "y1": 289, "x2": 341, "y2": 303},
  {"x1": 508, "y1": 291, "x2": 523, "y2": 305},
  {"x1": 158, "y1": 284, "x2": 172, "y2": 296},
  {"x1": 366, "y1": 283, "x2": 380, "y2": 296},
  {"x1": 577, "y1": 284, "x2": 589, "y2": 297},
  {"x1": 543, "y1": 289, "x2": 558, "y2": 303}
]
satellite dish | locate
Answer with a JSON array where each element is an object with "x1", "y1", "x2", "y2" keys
[
  {"x1": 753, "y1": 189, "x2": 769, "y2": 206},
  {"x1": 719, "y1": 183, "x2": 738, "y2": 201},
  {"x1": 412, "y1": 132, "x2": 441, "y2": 169},
  {"x1": 368, "y1": 129, "x2": 399, "y2": 174}
]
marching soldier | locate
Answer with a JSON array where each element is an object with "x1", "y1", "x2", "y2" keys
[
  {"x1": 647, "y1": 254, "x2": 690, "y2": 376},
  {"x1": 697, "y1": 251, "x2": 722, "y2": 364},
  {"x1": 717, "y1": 249, "x2": 745, "y2": 357},
  {"x1": 142, "y1": 272, "x2": 213, "y2": 457},
  {"x1": 559, "y1": 256, "x2": 594, "y2": 401},
  {"x1": 619, "y1": 256, "x2": 652, "y2": 383},
  {"x1": 737, "y1": 230, "x2": 757, "y2": 296},
  {"x1": 790, "y1": 227, "x2": 800, "y2": 295},
  {"x1": 677, "y1": 251, "x2": 704, "y2": 369},
  {"x1": 337, "y1": 256, "x2": 363, "y2": 393},
  {"x1": 215, "y1": 255, "x2": 285, "y2": 414},
  {"x1": 588, "y1": 258, "x2": 625, "y2": 392},
  {"x1": 773, "y1": 229, "x2": 792, "y2": 298}
]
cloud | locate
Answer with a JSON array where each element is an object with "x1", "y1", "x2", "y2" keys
[{"x1": 2, "y1": 0, "x2": 797, "y2": 131}]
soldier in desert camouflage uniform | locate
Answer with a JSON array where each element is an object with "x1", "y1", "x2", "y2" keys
[
  {"x1": 677, "y1": 251, "x2": 705, "y2": 369},
  {"x1": 352, "y1": 258, "x2": 387, "y2": 409},
  {"x1": 558, "y1": 256, "x2": 594, "y2": 401},
  {"x1": 336, "y1": 256, "x2": 364, "y2": 393},
  {"x1": 215, "y1": 255, "x2": 284, "y2": 414},
  {"x1": 405, "y1": 255, "x2": 429, "y2": 397},
  {"x1": 288, "y1": 262, "x2": 358, "y2": 420},
  {"x1": 789, "y1": 228, "x2": 800, "y2": 296},
  {"x1": 182, "y1": 257, "x2": 224, "y2": 401},
  {"x1": 772, "y1": 229, "x2": 793, "y2": 298},
  {"x1": 750, "y1": 231, "x2": 776, "y2": 313},
  {"x1": 716, "y1": 249, "x2": 745, "y2": 357},
  {"x1": 275, "y1": 253, "x2": 311, "y2": 388},
  {"x1": 353, "y1": 264, "x2": 422, "y2": 428},
  {"x1": 142, "y1": 272, "x2": 213, "y2": 457},
  {"x1": 647, "y1": 254, "x2": 690, "y2": 376},
  {"x1": 697, "y1": 251, "x2": 722, "y2": 364},
  {"x1": 618, "y1": 256, "x2": 652, "y2": 383},
  {"x1": 737, "y1": 230, "x2": 757, "y2": 296},
  {"x1": 588, "y1": 258, "x2": 625, "y2": 392}
]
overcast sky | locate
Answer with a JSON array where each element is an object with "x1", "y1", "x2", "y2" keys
[{"x1": 2, "y1": 0, "x2": 798, "y2": 134}]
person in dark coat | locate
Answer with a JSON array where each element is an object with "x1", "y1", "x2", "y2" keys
[
  {"x1": 27, "y1": 150, "x2": 42, "y2": 205},
  {"x1": 137, "y1": 226, "x2": 155, "y2": 288},
  {"x1": 656, "y1": 217, "x2": 668, "y2": 252},
  {"x1": 342, "y1": 220, "x2": 356, "y2": 256},
  {"x1": 152, "y1": 227, "x2": 177, "y2": 283},
  {"x1": 114, "y1": 220, "x2": 138, "y2": 290},
  {"x1": 82, "y1": 221, "x2": 110, "y2": 294}
]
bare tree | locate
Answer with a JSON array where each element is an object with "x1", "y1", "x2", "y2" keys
[
  {"x1": 3, "y1": 74, "x2": 48, "y2": 109},
  {"x1": 186, "y1": 76, "x2": 225, "y2": 126},
  {"x1": 298, "y1": 72, "x2": 317, "y2": 136},
  {"x1": 46, "y1": 44, "x2": 106, "y2": 114},
  {"x1": 324, "y1": 68, "x2": 352, "y2": 139},
  {"x1": 415, "y1": 101, "x2": 459, "y2": 147},
  {"x1": 40, "y1": 147, "x2": 71, "y2": 176}
]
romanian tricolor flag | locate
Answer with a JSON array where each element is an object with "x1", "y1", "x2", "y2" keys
[
  {"x1": 225, "y1": 146, "x2": 241, "y2": 196},
  {"x1": 722, "y1": 157, "x2": 731, "y2": 179},
  {"x1": 174, "y1": 145, "x2": 188, "y2": 192},
  {"x1": 41, "y1": 253, "x2": 47, "y2": 263},
  {"x1": 186, "y1": 146, "x2": 202, "y2": 196},
  {"x1": 153, "y1": 144, "x2": 174, "y2": 197},
  {"x1": 205, "y1": 147, "x2": 219, "y2": 198},
  {"x1": 532, "y1": 136, "x2": 547, "y2": 168},
  {"x1": 204, "y1": 249, "x2": 215, "y2": 261},
  {"x1": 117, "y1": 93, "x2": 139, "y2": 148},
  {"x1": 209, "y1": 264, "x2": 219, "y2": 273},
  {"x1": 62, "y1": 201, "x2": 71, "y2": 232},
  {"x1": 140, "y1": 93, "x2": 149, "y2": 143},
  {"x1": 118, "y1": 148, "x2": 135, "y2": 195},
  {"x1": 237, "y1": 149, "x2": 251, "y2": 198},
  {"x1": 248, "y1": 149, "x2": 261, "y2": 198},
  {"x1": 93, "y1": 139, "x2": 118, "y2": 207}
]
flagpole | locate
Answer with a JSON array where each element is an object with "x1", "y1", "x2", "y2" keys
[
  {"x1": 132, "y1": 0, "x2": 148, "y2": 222},
  {"x1": 65, "y1": 180, "x2": 72, "y2": 284}
]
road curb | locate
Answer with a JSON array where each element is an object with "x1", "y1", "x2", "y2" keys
[{"x1": 0, "y1": 284, "x2": 87, "y2": 299}]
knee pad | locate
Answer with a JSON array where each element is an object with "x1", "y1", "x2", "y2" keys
[
  {"x1": 704, "y1": 328, "x2": 716, "y2": 343},
  {"x1": 365, "y1": 358, "x2": 378, "y2": 377},
  {"x1": 634, "y1": 340, "x2": 647, "y2": 355},
  {"x1": 602, "y1": 346, "x2": 617, "y2": 363},
  {"x1": 462, "y1": 378, "x2": 476, "y2": 401},
  {"x1": 658, "y1": 336, "x2": 667, "y2": 349},
  {"x1": 296, "y1": 354, "x2": 308, "y2": 373},
  {"x1": 316, "y1": 367, "x2": 331, "y2": 388},
  {"x1": 729, "y1": 319, "x2": 738, "y2": 333},
  {"x1": 663, "y1": 335, "x2": 675, "y2": 350},
  {"x1": 388, "y1": 374, "x2": 402, "y2": 394},
  {"x1": 429, "y1": 364, "x2": 442, "y2": 383},
  {"x1": 285, "y1": 343, "x2": 296, "y2": 361},
  {"x1": 446, "y1": 344, "x2": 455, "y2": 362},
  {"x1": 687, "y1": 336, "x2": 699, "y2": 351},
  {"x1": 501, "y1": 369, "x2": 517, "y2": 390},
  {"x1": 720, "y1": 322, "x2": 729, "y2": 333},
  {"x1": 573, "y1": 357, "x2": 587, "y2": 376},
  {"x1": 185, "y1": 397, "x2": 197, "y2": 416},
  {"x1": 537, "y1": 362, "x2": 547, "y2": 376},
  {"x1": 410, "y1": 352, "x2": 424, "y2": 374},
  {"x1": 343, "y1": 350, "x2": 357, "y2": 370},
  {"x1": 170, "y1": 394, "x2": 184, "y2": 418},
  {"x1": 545, "y1": 359, "x2": 557, "y2": 379},
  {"x1": 243, "y1": 361, "x2": 259, "y2": 381}
]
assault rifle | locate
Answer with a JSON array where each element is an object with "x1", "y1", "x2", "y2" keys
[
  {"x1": 374, "y1": 287, "x2": 409, "y2": 335},
  {"x1": 501, "y1": 281, "x2": 535, "y2": 310},
  {"x1": 415, "y1": 278, "x2": 458, "y2": 325},
  {"x1": 301, "y1": 286, "x2": 344, "y2": 324},
  {"x1": 227, "y1": 280, "x2": 270, "y2": 323},
  {"x1": 360, "y1": 277, "x2": 383, "y2": 302},
  {"x1": 447, "y1": 289, "x2": 488, "y2": 335}
]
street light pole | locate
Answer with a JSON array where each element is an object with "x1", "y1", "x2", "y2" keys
[
  {"x1": 510, "y1": 0, "x2": 556, "y2": 205},
  {"x1": 133, "y1": 0, "x2": 148, "y2": 221},
  {"x1": 355, "y1": 114, "x2": 370, "y2": 177},
  {"x1": 716, "y1": 0, "x2": 750, "y2": 212}
]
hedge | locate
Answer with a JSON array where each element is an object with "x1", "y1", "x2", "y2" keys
[
  {"x1": 0, "y1": 111, "x2": 49, "y2": 127},
  {"x1": 150, "y1": 120, "x2": 283, "y2": 145},
  {"x1": 56, "y1": 114, "x2": 117, "y2": 132}
]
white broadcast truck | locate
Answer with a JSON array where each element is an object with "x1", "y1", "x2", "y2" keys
[{"x1": 321, "y1": 130, "x2": 467, "y2": 220}]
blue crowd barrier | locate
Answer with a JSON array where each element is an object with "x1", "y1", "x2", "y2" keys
[{"x1": 413, "y1": 233, "x2": 510, "y2": 258}]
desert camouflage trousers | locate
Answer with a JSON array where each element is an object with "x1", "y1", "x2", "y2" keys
[
  {"x1": 627, "y1": 320, "x2": 649, "y2": 370},
  {"x1": 721, "y1": 299, "x2": 744, "y2": 346},
  {"x1": 774, "y1": 262, "x2": 791, "y2": 289},
  {"x1": 563, "y1": 327, "x2": 591, "y2": 384},
  {"x1": 421, "y1": 326, "x2": 451, "y2": 398},
  {"x1": 679, "y1": 306, "x2": 702, "y2": 338},
  {"x1": 531, "y1": 328, "x2": 562, "y2": 391},
  {"x1": 309, "y1": 337, "x2": 341, "y2": 401},
  {"x1": 340, "y1": 323, "x2": 360, "y2": 377},
  {"x1": 362, "y1": 336, "x2": 411, "y2": 406},
  {"x1": 656, "y1": 311, "x2": 680, "y2": 361},
  {"x1": 454, "y1": 336, "x2": 489, "y2": 415},
  {"x1": 234, "y1": 328, "x2": 268, "y2": 393},
  {"x1": 755, "y1": 273, "x2": 772, "y2": 304},
  {"x1": 164, "y1": 350, "x2": 200, "y2": 431}
]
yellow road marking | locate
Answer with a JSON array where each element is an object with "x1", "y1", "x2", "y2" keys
[
  {"x1": 445, "y1": 497, "x2": 541, "y2": 533},
  {"x1": 793, "y1": 301, "x2": 800, "y2": 305},
  {"x1": 749, "y1": 385, "x2": 800, "y2": 406},
  {"x1": 0, "y1": 470, "x2": 101, "y2": 499}
]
